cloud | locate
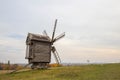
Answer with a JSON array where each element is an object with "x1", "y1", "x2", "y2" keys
[
  {"x1": 7, "y1": 34, "x2": 25, "y2": 39},
  {"x1": 0, "y1": 0, "x2": 120, "y2": 63},
  {"x1": 0, "y1": 35, "x2": 26, "y2": 63},
  {"x1": 54, "y1": 38, "x2": 120, "y2": 63}
]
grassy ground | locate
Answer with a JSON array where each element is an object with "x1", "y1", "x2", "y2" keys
[{"x1": 0, "y1": 63, "x2": 120, "y2": 80}]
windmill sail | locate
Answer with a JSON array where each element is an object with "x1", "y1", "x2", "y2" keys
[
  {"x1": 51, "y1": 19, "x2": 57, "y2": 43},
  {"x1": 42, "y1": 30, "x2": 48, "y2": 36},
  {"x1": 51, "y1": 46, "x2": 61, "y2": 64},
  {"x1": 53, "y1": 32, "x2": 65, "y2": 42}
]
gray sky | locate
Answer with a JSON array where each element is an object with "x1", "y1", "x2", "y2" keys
[{"x1": 0, "y1": 0, "x2": 120, "y2": 63}]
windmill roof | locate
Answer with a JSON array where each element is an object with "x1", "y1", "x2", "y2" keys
[{"x1": 26, "y1": 33, "x2": 51, "y2": 43}]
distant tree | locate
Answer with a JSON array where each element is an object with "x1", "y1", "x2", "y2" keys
[
  {"x1": 87, "y1": 60, "x2": 90, "y2": 63},
  {"x1": 7, "y1": 60, "x2": 10, "y2": 70},
  {"x1": 11, "y1": 64, "x2": 18, "y2": 70},
  {"x1": 0, "y1": 62, "x2": 25, "y2": 70},
  {"x1": 0, "y1": 62, "x2": 2, "y2": 70}
]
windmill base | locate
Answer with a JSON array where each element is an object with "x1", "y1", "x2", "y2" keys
[{"x1": 31, "y1": 62, "x2": 49, "y2": 69}]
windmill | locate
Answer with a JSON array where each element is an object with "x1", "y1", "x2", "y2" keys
[{"x1": 25, "y1": 19, "x2": 65, "y2": 69}]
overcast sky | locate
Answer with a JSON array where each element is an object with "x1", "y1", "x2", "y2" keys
[{"x1": 0, "y1": 0, "x2": 120, "y2": 64}]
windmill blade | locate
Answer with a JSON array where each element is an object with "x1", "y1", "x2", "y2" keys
[
  {"x1": 53, "y1": 32, "x2": 65, "y2": 42},
  {"x1": 51, "y1": 46, "x2": 61, "y2": 64},
  {"x1": 51, "y1": 19, "x2": 57, "y2": 43},
  {"x1": 42, "y1": 30, "x2": 48, "y2": 36}
]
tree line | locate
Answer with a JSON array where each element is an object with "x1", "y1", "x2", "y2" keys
[{"x1": 0, "y1": 61, "x2": 23, "y2": 70}]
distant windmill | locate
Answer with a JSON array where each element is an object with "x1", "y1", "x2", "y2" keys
[{"x1": 25, "y1": 19, "x2": 65, "y2": 69}]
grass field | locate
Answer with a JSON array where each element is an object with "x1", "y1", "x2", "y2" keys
[{"x1": 0, "y1": 63, "x2": 120, "y2": 80}]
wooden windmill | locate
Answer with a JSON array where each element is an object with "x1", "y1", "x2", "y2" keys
[{"x1": 25, "y1": 19, "x2": 65, "y2": 69}]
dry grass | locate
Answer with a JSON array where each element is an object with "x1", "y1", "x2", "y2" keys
[{"x1": 0, "y1": 63, "x2": 120, "y2": 80}]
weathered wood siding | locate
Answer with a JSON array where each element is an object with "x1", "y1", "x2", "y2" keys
[{"x1": 31, "y1": 41, "x2": 51, "y2": 62}]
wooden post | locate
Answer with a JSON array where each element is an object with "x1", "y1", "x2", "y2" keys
[{"x1": 8, "y1": 60, "x2": 10, "y2": 70}]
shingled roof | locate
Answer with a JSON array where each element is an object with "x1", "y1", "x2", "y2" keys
[{"x1": 26, "y1": 33, "x2": 51, "y2": 44}]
